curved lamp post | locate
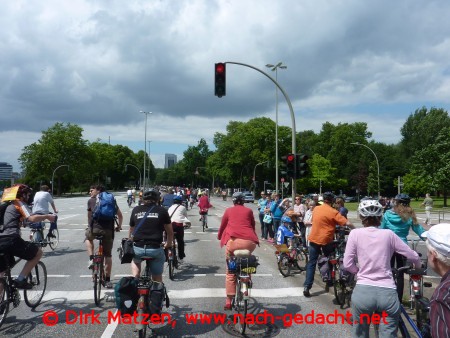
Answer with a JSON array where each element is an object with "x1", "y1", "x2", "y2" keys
[
  {"x1": 351, "y1": 142, "x2": 380, "y2": 198},
  {"x1": 266, "y1": 62, "x2": 287, "y2": 194},
  {"x1": 125, "y1": 164, "x2": 142, "y2": 189},
  {"x1": 253, "y1": 160, "x2": 269, "y2": 198},
  {"x1": 140, "y1": 111, "x2": 152, "y2": 189},
  {"x1": 51, "y1": 165, "x2": 69, "y2": 196}
]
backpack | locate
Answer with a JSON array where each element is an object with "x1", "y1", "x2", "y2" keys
[
  {"x1": 114, "y1": 277, "x2": 139, "y2": 316},
  {"x1": 0, "y1": 201, "x2": 13, "y2": 233},
  {"x1": 93, "y1": 192, "x2": 116, "y2": 221}
]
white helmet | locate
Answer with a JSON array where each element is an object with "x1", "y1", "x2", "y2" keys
[{"x1": 358, "y1": 199, "x2": 383, "y2": 217}]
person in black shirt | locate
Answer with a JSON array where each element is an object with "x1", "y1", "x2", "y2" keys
[{"x1": 129, "y1": 189, "x2": 173, "y2": 282}]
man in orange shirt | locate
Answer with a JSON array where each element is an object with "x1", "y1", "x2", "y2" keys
[{"x1": 303, "y1": 192, "x2": 354, "y2": 297}]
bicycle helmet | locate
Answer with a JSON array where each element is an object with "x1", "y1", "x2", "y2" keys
[
  {"x1": 358, "y1": 199, "x2": 383, "y2": 217},
  {"x1": 173, "y1": 195, "x2": 183, "y2": 203},
  {"x1": 143, "y1": 189, "x2": 160, "y2": 201},
  {"x1": 394, "y1": 193, "x2": 411, "y2": 206},
  {"x1": 16, "y1": 184, "x2": 32, "y2": 199},
  {"x1": 322, "y1": 192, "x2": 335, "y2": 202},
  {"x1": 232, "y1": 192, "x2": 245, "y2": 205},
  {"x1": 281, "y1": 216, "x2": 292, "y2": 224}
]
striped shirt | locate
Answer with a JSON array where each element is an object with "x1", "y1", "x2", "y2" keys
[{"x1": 430, "y1": 269, "x2": 450, "y2": 338}]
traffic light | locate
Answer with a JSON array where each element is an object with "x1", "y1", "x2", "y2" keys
[
  {"x1": 214, "y1": 63, "x2": 226, "y2": 97},
  {"x1": 282, "y1": 153, "x2": 295, "y2": 178},
  {"x1": 296, "y1": 153, "x2": 309, "y2": 178}
]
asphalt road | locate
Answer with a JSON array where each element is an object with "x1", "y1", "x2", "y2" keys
[{"x1": 0, "y1": 193, "x2": 439, "y2": 338}]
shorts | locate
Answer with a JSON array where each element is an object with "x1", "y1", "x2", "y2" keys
[
  {"x1": 0, "y1": 236, "x2": 39, "y2": 271},
  {"x1": 85, "y1": 227, "x2": 113, "y2": 257},
  {"x1": 132, "y1": 246, "x2": 165, "y2": 276}
]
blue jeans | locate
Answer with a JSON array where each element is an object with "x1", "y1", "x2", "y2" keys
[
  {"x1": 303, "y1": 242, "x2": 335, "y2": 289},
  {"x1": 132, "y1": 246, "x2": 165, "y2": 275},
  {"x1": 273, "y1": 219, "x2": 281, "y2": 235},
  {"x1": 258, "y1": 213, "x2": 265, "y2": 238}
]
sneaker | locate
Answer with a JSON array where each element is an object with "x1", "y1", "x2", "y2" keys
[
  {"x1": 88, "y1": 259, "x2": 94, "y2": 269},
  {"x1": 14, "y1": 278, "x2": 33, "y2": 290},
  {"x1": 205, "y1": 224, "x2": 208, "y2": 229},
  {"x1": 103, "y1": 280, "x2": 113, "y2": 289},
  {"x1": 303, "y1": 288, "x2": 311, "y2": 297}
]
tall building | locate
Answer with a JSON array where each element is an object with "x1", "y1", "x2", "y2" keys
[
  {"x1": 0, "y1": 162, "x2": 13, "y2": 181},
  {"x1": 165, "y1": 154, "x2": 177, "y2": 168}
]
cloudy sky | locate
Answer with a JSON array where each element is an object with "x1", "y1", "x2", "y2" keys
[{"x1": 2, "y1": 0, "x2": 450, "y2": 171}]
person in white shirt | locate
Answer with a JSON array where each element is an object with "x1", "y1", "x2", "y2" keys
[
  {"x1": 32, "y1": 185, "x2": 58, "y2": 237},
  {"x1": 167, "y1": 195, "x2": 188, "y2": 263}
]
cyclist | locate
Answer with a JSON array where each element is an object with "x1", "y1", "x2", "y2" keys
[
  {"x1": 217, "y1": 192, "x2": 259, "y2": 310},
  {"x1": 343, "y1": 199, "x2": 421, "y2": 338},
  {"x1": 126, "y1": 188, "x2": 133, "y2": 207},
  {"x1": 129, "y1": 189, "x2": 173, "y2": 282},
  {"x1": 161, "y1": 188, "x2": 175, "y2": 209},
  {"x1": 303, "y1": 192, "x2": 354, "y2": 297},
  {"x1": 276, "y1": 216, "x2": 300, "y2": 248},
  {"x1": 32, "y1": 184, "x2": 58, "y2": 237},
  {"x1": 422, "y1": 223, "x2": 450, "y2": 338},
  {"x1": 168, "y1": 195, "x2": 187, "y2": 263},
  {"x1": 0, "y1": 184, "x2": 56, "y2": 289},
  {"x1": 380, "y1": 193, "x2": 426, "y2": 301},
  {"x1": 85, "y1": 185, "x2": 123, "y2": 289},
  {"x1": 197, "y1": 191, "x2": 212, "y2": 228}
]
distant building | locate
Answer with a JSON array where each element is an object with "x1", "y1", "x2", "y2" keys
[
  {"x1": 165, "y1": 154, "x2": 177, "y2": 168},
  {"x1": 0, "y1": 162, "x2": 13, "y2": 181}
]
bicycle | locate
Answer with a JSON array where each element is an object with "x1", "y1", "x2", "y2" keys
[
  {"x1": 92, "y1": 235, "x2": 105, "y2": 306},
  {"x1": 199, "y1": 209, "x2": 208, "y2": 232},
  {"x1": 29, "y1": 221, "x2": 59, "y2": 250},
  {"x1": 275, "y1": 236, "x2": 308, "y2": 277},
  {"x1": 227, "y1": 249, "x2": 259, "y2": 335},
  {"x1": 135, "y1": 256, "x2": 170, "y2": 338},
  {"x1": 0, "y1": 253, "x2": 47, "y2": 328},
  {"x1": 392, "y1": 257, "x2": 432, "y2": 337},
  {"x1": 166, "y1": 240, "x2": 178, "y2": 281},
  {"x1": 326, "y1": 226, "x2": 355, "y2": 308}
]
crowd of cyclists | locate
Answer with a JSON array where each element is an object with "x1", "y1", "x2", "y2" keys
[{"x1": 1, "y1": 183, "x2": 449, "y2": 337}]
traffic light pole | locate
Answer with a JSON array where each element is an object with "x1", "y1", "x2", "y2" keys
[{"x1": 223, "y1": 61, "x2": 297, "y2": 197}]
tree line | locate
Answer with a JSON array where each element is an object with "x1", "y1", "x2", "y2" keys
[{"x1": 17, "y1": 107, "x2": 450, "y2": 205}]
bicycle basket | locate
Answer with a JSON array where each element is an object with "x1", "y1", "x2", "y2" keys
[{"x1": 274, "y1": 244, "x2": 290, "y2": 253}]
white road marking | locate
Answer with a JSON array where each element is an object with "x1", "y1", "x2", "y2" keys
[
  {"x1": 101, "y1": 309, "x2": 119, "y2": 338},
  {"x1": 37, "y1": 287, "x2": 306, "y2": 302}
]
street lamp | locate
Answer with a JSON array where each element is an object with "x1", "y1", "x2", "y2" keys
[
  {"x1": 51, "y1": 165, "x2": 69, "y2": 196},
  {"x1": 266, "y1": 62, "x2": 287, "y2": 194},
  {"x1": 147, "y1": 140, "x2": 152, "y2": 186},
  {"x1": 125, "y1": 164, "x2": 142, "y2": 189},
  {"x1": 351, "y1": 142, "x2": 380, "y2": 198},
  {"x1": 253, "y1": 160, "x2": 269, "y2": 198},
  {"x1": 140, "y1": 111, "x2": 152, "y2": 190}
]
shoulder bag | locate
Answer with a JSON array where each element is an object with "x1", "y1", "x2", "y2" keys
[{"x1": 119, "y1": 206, "x2": 155, "y2": 264}]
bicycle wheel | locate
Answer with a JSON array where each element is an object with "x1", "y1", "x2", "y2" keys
[
  {"x1": 278, "y1": 253, "x2": 291, "y2": 277},
  {"x1": 0, "y1": 278, "x2": 10, "y2": 329},
  {"x1": 333, "y1": 265, "x2": 345, "y2": 306},
  {"x1": 294, "y1": 249, "x2": 308, "y2": 270},
  {"x1": 137, "y1": 305, "x2": 147, "y2": 338},
  {"x1": 94, "y1": 261, "x2": 103, "y2": 306},
  {"x1": 24, "y1": 261, "x2": 47, "y2": 308},
  {"x1": 202, "y1": 216, "x2": 205, "y2": 232},
  {"x1": 398, "y1": 316, "x2": 408, "y2": 338},
  {"x1": 48, "y1": 229, "x2": 60, "y2": 250}
]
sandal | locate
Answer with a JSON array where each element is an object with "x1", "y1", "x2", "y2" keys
[{"x1": 224, "y1": 297, "x2": 232, "y2": 310}]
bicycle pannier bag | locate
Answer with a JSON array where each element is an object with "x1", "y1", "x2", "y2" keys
[
  {"x1": 235, "y1": 255, "x2": 259, "y2": 273},
  {"x1": 339, "y1": 257, "x2": 355, "y2": 283},
  {"x1": 148, "y1": 281, "x2": 168, "y2": 315},
  {"x1": 93, "y1": 191, "x2": 116, "y2": 221},
  {"x1": 118, "y1": 238, "x2": 134, "y2": 264},
  {"x1": 114, "y1": 277, "x2": 139, "y2": 316},
  {"x1": 318, "y1": 256, "x2": 330, "y2": 282}
]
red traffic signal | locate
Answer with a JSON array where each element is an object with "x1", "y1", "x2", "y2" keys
[
  {"x1": 215, "y1": 63, "x2": 226, "y2": 98},
  {"x1": 287, "y1": 154, "x2": 295, "y2": 163}
]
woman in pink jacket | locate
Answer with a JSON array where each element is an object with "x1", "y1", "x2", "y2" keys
[{"x1": 218, "y1": 192, "x2": 259, "y2": 310}]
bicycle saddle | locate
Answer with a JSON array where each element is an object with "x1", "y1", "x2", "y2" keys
[
  {"x1": 234, "y1": 249, "x2": 251, "y2": 257},
  {"x1": 95, "y1": 235, "x2": 104, "y2": 240}
]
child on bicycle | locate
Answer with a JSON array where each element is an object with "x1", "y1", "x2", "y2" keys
[{"x1": 276, "y1": 216, "x2": 300, "y2": 249}]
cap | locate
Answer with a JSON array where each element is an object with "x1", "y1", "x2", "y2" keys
[{"x1": 422, "y1": 223, "x2": 450, "y2": 257}]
